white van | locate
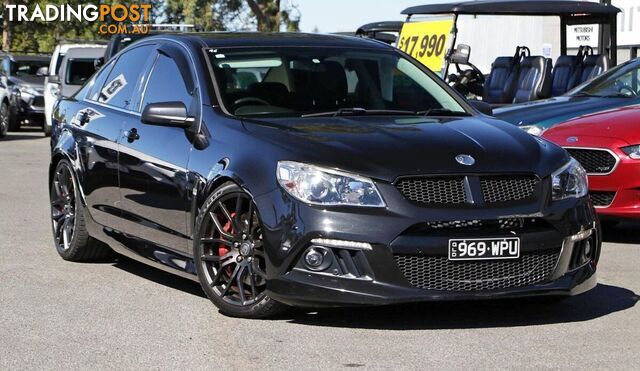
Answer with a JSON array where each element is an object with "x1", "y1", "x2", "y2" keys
[{"x1": 44, "y1": 42, "x2": 106, "y2": 136}]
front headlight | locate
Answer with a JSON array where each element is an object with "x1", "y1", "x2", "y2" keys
[
  {"x1": 520, "y1": 125, "x2": 545, "y2": 136},
  {"x1": 551, "y1": 158, "x2": 588, "y2": 201},
  {"x1": 276, "y1": 161, "x2": 386, "y2": 207},
  {"x1": 17, "y1": 85, "x2": 40, "y2": 97},
  {"x1": 48, "y1": 83, "x2": 61, "y2": 98},
  {"x1": 621, "y1": 145, "x2": 640, "y2": 159}
]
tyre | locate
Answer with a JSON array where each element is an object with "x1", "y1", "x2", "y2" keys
[
  {"x1": 194, "y1": 182, "x2": 287, "y2": 318},
  {"x1": 43, "y1": 123, "x2": 51, "y2": 137},
  {"x1": 600, "y1": 220, "x2": 619, "y2": 230},
  {"x1": 7, "y1": 106, "x2": 19, "y2": 132},
  {"x1": 0, "y1": 102, "x2": 7, "y2": 138},
  {"x1": 50, "y1": 159, "x2": 112, "y2": 261}
]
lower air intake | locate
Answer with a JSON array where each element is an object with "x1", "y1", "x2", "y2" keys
[{"x1": 394, "y1": 250, "x2": 560, "y2": 291}]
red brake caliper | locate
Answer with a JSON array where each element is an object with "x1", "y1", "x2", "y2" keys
[{"x1": 219, "y1": 212, "x2": 236, "y2": 274}]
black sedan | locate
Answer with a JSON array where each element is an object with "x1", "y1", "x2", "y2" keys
[
  {"x1": 50, "y1": 33, "x2": 600, "y2": 318},
  {"x1": 494, "y1": 57, "x2": 640, "y2": 136}
]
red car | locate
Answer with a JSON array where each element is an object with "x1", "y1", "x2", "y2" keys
[{"x1": 543, "y1": 105, "x2": 640, "y2": 222}]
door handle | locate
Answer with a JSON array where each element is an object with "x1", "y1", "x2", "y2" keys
[
  {"x1": 78, "y1": 111, "x2": 90, "y2": 126},
  {"x1": 124, "y1": 128, "x2": 140, "y2": 143}
]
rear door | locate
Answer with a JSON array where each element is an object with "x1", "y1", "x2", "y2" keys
[{"x1": 116, "y1": 43, "x2": 198, "y2": 255}]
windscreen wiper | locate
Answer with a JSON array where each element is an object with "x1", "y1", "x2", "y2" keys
[
  {"x1": 418, "y1": 108, "x2": 472, "y2": 117},
  {"x1": 599, "y1": 93, "x2": 635, "y2": 98},
  {"x1": 572, "y1": 92, "x2": 603, "y2": 98},
  {"x1": 301, "y1": 108, "x2": 417, "y2": 118}
]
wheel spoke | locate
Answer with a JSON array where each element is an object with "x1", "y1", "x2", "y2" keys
[
  {"x1": 209, "y1": 211, "x2": 233, "y2": 240},
  {"x1": 236, "y1": 266, "x2": 247, "y2": 303},
  {"x1": 235, "y1": 196, "x2": 244, "y2": 216},
  {"x1": 248, "y1": 265, "x2": 258, "y2": 298},
  {"x1": 51, "y1": 209, "x2": 65, "y2": 220},
  {"x1": 62, "y1": 218, "x2": 72, "y2": 248},
  {"x1": 211, "y1": 266, "x2": 225, "y2": 286},
  {"x1": 246, "y1": 202, "x2": 253, "y2": 234},
  {"x1": 201, "y1": 250, "x2": 234, "y2": 263},
  {"x1": 253, "y1": 264, "x2": 267, "y2": 279},
  {"x1": 221, "y1": 263, "x2": 241, "y2": 297},
  {"x1": 53, "y1": 219, "x2": 64, "y2": 243},
  {"x1": 200, "y1": 237, "x2": 232, "y2": 247},
  {"x1": 52, "y1": 180, "x2": 63, "y2": 199},
  {"x1": 218, "y1": 202, "x2": 240, "y2": 232}
]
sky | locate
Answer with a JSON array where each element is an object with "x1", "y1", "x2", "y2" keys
[{"x1": 295, "y1": 0, "x2": 441, "y2": 33}]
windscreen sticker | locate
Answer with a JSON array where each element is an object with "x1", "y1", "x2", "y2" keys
[{"x1": 98, "y1": 73, "x2": 127, "y2": 103}]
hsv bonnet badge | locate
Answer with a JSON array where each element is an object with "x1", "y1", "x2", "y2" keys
[
  {"x1": 567, "y1": 136, "x2": 579, "y2": 143},
  {"x1": 455, "y1": 154, "x2": 475, "y2": 166}
]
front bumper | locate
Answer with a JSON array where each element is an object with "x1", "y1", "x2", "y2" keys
[
  {"x1": 10, "y1": 92, "x2": 45, "y2": 125},
  {"x1": 255, "y1": 183, "x2": 600, "y2": 307}
]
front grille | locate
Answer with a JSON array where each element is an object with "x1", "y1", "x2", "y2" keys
[
  {"x1": 423, "y1": 218, "x2": 524, "y2": 231},
  {"x1": 395, "y1": 175, "x2": 539, "y2": 206},
  {"x1": 480, "y1": 175, "x2": 538, "y2": 204},
  {"x1": 394, "y1": 250, "x2": 560, "y2": 291},
  {"x1": 566, "y1": 148, "x2": 617, "y2": 174},
  {"x1": 396, "y1": 177, "x2": 467, "y2": 205},
  {"x1": 31, "y1": 96, "x2": 44, "y2": 107},
  {"x1": 590, "y1": 191, "x2": 616, "y2": 207}
]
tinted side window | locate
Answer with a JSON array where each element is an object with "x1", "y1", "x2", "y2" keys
[
  {"x1": 98, "y1": 45, "x2": 154, "y2": 110},
  {"x1": 141, "y1": 54, "x2": 193, "y2": 111},
  {"x1": 0, "y1": 58, "x2": 9, "y2": 75},
  {"x1": 87, "y1": 59, "x2": 116, "y2": 101}
]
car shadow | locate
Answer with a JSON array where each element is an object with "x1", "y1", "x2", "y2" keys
[
  {"x1": 277, "y1": 284, "x2": 638, "y2": 330},
  {"x1": 602, "y1": 221, "x2": 640, "y2": 244},
  {"x1": 112, "y1": 256, "x2": 206, "y2": 298},
  {"x1": 107, "y1": 254, "x2": 636, "y2": 330},
  {"x1": 2, "y1": 128, "x2": 46, "y2": 141}
]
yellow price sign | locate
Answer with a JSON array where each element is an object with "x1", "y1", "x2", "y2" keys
[{"x1": 397, "y1": 19, "x2": 454, "y2": 72}]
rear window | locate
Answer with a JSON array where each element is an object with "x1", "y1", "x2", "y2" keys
[{"x1": 65, "y1": 59, "x2": 97, "y2": 85}]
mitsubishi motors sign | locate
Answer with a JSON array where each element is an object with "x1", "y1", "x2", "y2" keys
[{"x1": 567, "y1": 0, "x2": 640, "y2": 49}]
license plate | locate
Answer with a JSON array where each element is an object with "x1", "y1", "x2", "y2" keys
[{"x1": 448, "y1": 237, "x2": 520, "y2": 261}]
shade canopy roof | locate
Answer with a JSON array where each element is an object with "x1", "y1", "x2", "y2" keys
[{"x1": 402, "y1": 0, "x2": 620, "y2": 18}]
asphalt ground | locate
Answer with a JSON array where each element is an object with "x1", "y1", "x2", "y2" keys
[{"x1": 1, "y1": 130, "x2": 639, "y2": 370}]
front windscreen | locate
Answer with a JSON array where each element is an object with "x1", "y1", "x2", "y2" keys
[
  {"x1": 11, "y1": 60, "x2": 49, "y2": 76},
  {"x1": 207, "y1": 47, "x2": 467, "y2": 117},
  {"x1": 571, "y1": 61, "x2": 640, "y2": 98},
  {"x1": 65, "y1": 58, "x2": 97, "y2": 85}
]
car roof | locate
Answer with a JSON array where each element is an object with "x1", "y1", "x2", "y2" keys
[
  {"x1": 402, "y1": 0, "x2": 621, "y2": 16},
  {"x1": 160, "y1": 32, "x2": 393, "y2": 50},
  {"x1": 63, "y1": 47, "x2": 106, "y2": 59},
  {"x1": 357, "y1": 21, "x2": 404, "y2": 34},
  {"x1": 57, "y1": 43, "x2": 107, "y2": 53},
  {"x1": 11, "y1": 55, "x2": 51, "y2": 62}
]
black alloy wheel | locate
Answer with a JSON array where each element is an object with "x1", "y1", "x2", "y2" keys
[
  {"x1": 50, "y1": 160, "x2": 112, "y2": 261},
  {"x1": 51, "y1": 162, "x2": 77, "y2": 253},
  {"x1": 195, "y1": 182, "x2": 285, "y2": 318},
  {"x1": 0, "y1": 102, "x2": 8, "y2": 138}
]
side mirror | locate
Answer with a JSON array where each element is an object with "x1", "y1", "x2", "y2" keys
[
  {"x1": 141, "y1": 101, "x2": 194, "y2": 128},
  {"x1": 37, "y1": 66, "x2": 48, "y2": 76},
  {"x1": 469, "y1": 100, "x2": 493, "y2": 116},
  {"x1": 94, "y1": 57, "x2": 104, "y2": 71},
  {"x1": 48, "y1": 75, "x2": 60, "y2": 84},
  {"x1": 449, "y1": 44, "x2": 471, "y2": 64}
]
